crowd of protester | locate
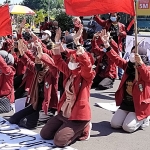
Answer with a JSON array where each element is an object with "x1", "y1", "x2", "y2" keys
[{"x1": 0, "y1": 13, "x2": 150, "y2": 148}]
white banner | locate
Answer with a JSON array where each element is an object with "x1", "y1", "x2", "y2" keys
[
  {"x1": 125, "y1": 35, "x2": 150, "y2": 60},
  {"x1": 125, "y1": 35, "x2": 150, "y2": 54},
  {"x1": 0, "y1": 118, "x2": 77, "y2": 150},
  {"x1": 96, "y1": 102, "x2": 119, "y2": 112}
]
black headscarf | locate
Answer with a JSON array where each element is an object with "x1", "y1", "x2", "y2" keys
[{"x1": 126, "y1": 61, "x2": 135, "y2": 80}]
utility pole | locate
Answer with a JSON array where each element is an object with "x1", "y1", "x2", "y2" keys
[{"x1": 48, "y1": 0, "x2": 50, "y2": 22}]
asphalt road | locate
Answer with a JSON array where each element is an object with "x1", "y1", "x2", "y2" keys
[{"x1": 1, "y1": 80, "x2": 150, "y2": 150}]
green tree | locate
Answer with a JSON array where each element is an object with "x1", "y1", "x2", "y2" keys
[
  {"x1": 22, "y1": 0, "x2": 63, "y2": 10},
  {"x1": 33, "y1": 9, "x2": 47, "y2": 26},
  {"x1": 55, "y1": 11, "x2": 73, "y2": 31},
  {"x1": 3, "y1": 0, "x2": 11, "y2": 4}
]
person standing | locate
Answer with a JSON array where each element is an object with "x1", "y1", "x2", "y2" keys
[{"x1": 94, "y1": 13, "x2": 127, "y2": 79}]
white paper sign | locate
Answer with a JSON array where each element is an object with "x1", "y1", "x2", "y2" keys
[
  {"x1": 125, "y1": 35, "x2": 150, "y2": 54},
  {"x1": 15, "y1": 97, "x2": 26, "y2": 113},
  {"x1": 0, "y1": 118, "x2": 77, "y2": 150},
  {"x1": 96, "y1": 102, "x2": 119, "y2": 112}
]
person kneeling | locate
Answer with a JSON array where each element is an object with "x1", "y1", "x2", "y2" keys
[
  {"x1": 100, "y1": 29, "x2": 150, "y2": 133},
  {"x1": 8, "y1": 40, "x2": 58, "y2": 129},
  {"x1": 40, "y1": 26, "x2": 95, "y2": 147}
]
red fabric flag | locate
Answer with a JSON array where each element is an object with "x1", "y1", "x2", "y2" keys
[
  {"x1": 64, "y1": 0, "x2": 135, "y2": 16},
  {"x1": 0, "y1": 5, "x2": 12, "y2": 36}
]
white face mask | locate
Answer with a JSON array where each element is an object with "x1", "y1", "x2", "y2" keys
[
  {"x1": 42, "y1": 34, "x2": 48, "y2": 40},
  {"x1": 68, "y1": 62, "x2": 79, "y2": 70},
  {"x1": 129, "y1": 53, "x2": 135, "y2": 63},
  {"x1": 13, "y1": 33, "x2": 17, "y2": 39},
  {"x1": 110, "y1": 16, "x2": 117, "y2": 22}
]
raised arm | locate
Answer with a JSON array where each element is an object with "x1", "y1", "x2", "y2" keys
[
  {"x1": 100, "y1": 29, "x2": 127, "y2": 70},
  {"x1": 74, "y1": 24, "x2": 95, "y2": 81},
  {"x1": 94, "y1": 15, "x2": 107, "y2": 27},
  {"x1": 18, "y1": 19, "x2": 26, "y2": 39},
  {"x1": 36, "y1": 42, "x2": 55, "y2": 68},
  {"x1": 18, "y1": 39, "x2": 35, "y2": 73}
]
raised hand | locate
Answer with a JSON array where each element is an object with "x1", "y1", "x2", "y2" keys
[
  {"x1": 99, "y1": 29, "x2": 110, "y2": 45},
  {"x1": 36, "y1": 42, "x2": 43, "y2": 59},
  {"x1": 135, "y1": 53, "x2": 144, "y2": 66},
  {"x1": 20, "y1": 19, "x2": 26, "y2": 28},
  {"x1": 18, "y1": 39, "x2": 26, "y2": 56},
  {"x1": 51, "y1": 44, "x2": 61, "y2": 55},
  {"x1": 55, "y1": 27, "x2": 62, "y2": 43},
  {"x1": 31, "y1": 32, "x2": 38, "y2": 42},
  {"x1": 93, "y1": 31, "x2": 101, "y2": 40},
  {"x1": 73, "y1": 25, "x2": 83, "y2": 45}
]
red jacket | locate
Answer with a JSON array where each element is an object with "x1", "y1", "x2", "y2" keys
[
  {"x1": 0, "y1": 55, "x2": 15, "y2": 103},
  {"x1": 91, "y1": 39, "x2": 118, "y2": 79},
  {"x1": 19, "y1": 51, "x2": 35, "y2": 92},
  {"x1": 40, "y1": 21, "x2": 52, "y2": 32},
  {"x1": 94, "y1": 15, "x2": 126, "y2": 51},
  {"x1": 20, "y1": 54, "x2": 59, "y2": 114},
  {"x1": 53, "y1": 52, "x2": 95, "y2": 121},
  {"x1": 107, "y1": 49, "x2": 150, "y2": 120},
  {"x1": 1, "y1": 39, "x2": 14, "y2": 52},
  {"x1": 13, "y1": 53, "x2": 26, "y2": 76}
]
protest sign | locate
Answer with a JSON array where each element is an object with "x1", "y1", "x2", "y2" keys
[{"x1": 0, "y1": 117, "x2": 77, "y2": 150}]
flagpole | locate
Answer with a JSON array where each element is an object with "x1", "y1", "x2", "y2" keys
[{"x1": 134, "y1": 0, "x2": 138, "y2": 81}]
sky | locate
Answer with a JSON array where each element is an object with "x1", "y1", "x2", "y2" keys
[{"x1": 1, "y1": 0, "x2": 23, "y2": 4}]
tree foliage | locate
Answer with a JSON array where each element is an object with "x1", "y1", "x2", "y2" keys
[
  {"x1": 33, "y1": 9, "x2": 47, "y2": 25},
  {"x1": 21, "y1": 0, "x2": 63, "y2": 10},
  {"x1": 55, "y1": 12, "x2": 73, "y2": 31},
  {"x1": 3, "y1": 0, "x2": 11, "y2": 4}
]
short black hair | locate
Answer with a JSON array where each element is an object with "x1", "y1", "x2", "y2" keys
[{"x1": 22, "y1": 32, "x2": 32, "y2": 41}]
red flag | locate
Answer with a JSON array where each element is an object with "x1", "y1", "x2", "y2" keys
[
  {"x1": 0, "y1": 5, "x2": 12, "y2": 36},
  {"x1": 64, "y1": 0, "x2": 135, "y2": 16}
]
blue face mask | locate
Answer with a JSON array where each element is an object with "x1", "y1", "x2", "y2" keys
[{"x1": 110, "y1": 16, "x2": 117, "y2": 22}]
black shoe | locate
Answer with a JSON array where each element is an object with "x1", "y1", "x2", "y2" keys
[{"x1": 19, "y1": 117, "x2": 38, "y2": 129}]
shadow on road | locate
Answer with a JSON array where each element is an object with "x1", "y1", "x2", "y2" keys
[
  {"x1": 91, "y1": 121, "x2": 125, "y2": 137},
  {"x1": 90, "y1": 93, "x2": 115, "y2": 100}
]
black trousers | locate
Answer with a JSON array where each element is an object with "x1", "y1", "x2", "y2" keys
[
  {"x1": 14, "y1": 74, "x2": 24, "y2": 91},
  {"x1": 9, "y1": 97, "x2": 44, "y2": 129},
  {"x1": 92, "y1": 75, "x2": 114, "y2": 90},
  {"x1": 15, "y1": 83, "x2": 28, "y2": 100},
  {"x1": 9, "y1": 105, "x2": 39, "y2": 129}
]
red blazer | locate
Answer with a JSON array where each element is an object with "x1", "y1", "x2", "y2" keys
[
  {"x1": 91, "y1": 39, "x2": 118, "y2": 79},
  {"x1": 13, "y1": 53, "x2": 26, "y2": 76},
  {"x1": 53, "y1": 52, "x2": 95, "y2": 121},
  {"x1": 19, "y1": 50, "x2": 35, "y2": 92},
  {"x1": 20, "y1": 54, "x2": 59, "y2": 114},
  {"x1": 0, "y1": 55, "x2": 15, "y2": 103},
  {"x1": 94, "y1": 15, "x2": 126, "y2": 51},
  {"x1": 1, "y1": 39, "x2": 14, "y2": 53},
  {"x1": 107, "y1": 49, "x2": 150, "y2": 120}
]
